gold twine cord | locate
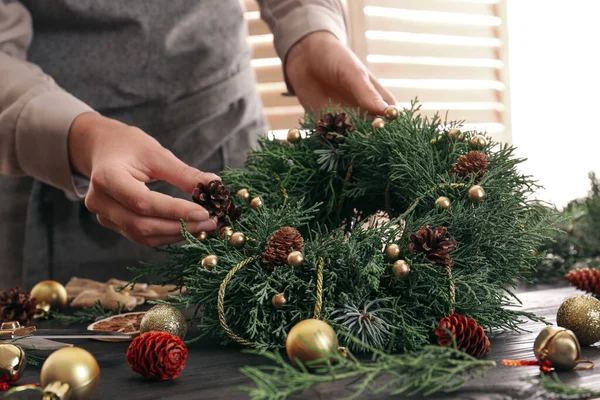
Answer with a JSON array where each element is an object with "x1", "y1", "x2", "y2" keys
[
  {"x1": 313, "y1": 257, "x2": 325, "y2": 319},
  {"x1": 446, "y1": 264, "x2": 456, "y2": 315},
  {"x1": 574, "y1": 360, "x2": 595, "y2": 370}
]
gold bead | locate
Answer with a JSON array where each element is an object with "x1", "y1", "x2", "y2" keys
[
  {"x1": 197, "y1": 231, "x2": 208, "y2": 241},
  {"x1": 201, "y1": 255, "x2": 219, "y2": 271},
  {"x1": 272, "y1": 293, "x2": 287, "y2": 309},
  {"x1": 31, "y1": 280, "x2": 68, "y2": 311},
  {"x1": 468, "y1": 185, "x2": 486, "y2": 202},
  {"x1": 470, "y1": 134, "x2": 488, "y2": 149},
  {"x1": 287, "y1": 251, "x2": 304, "y2": 267},
  {"x1": 287, "y1": 128, "x2": 302, "y2": 144},
  {"x1": 41, "y1": 347, "x2": 100, "y2": 400},
  {"x1": 448, "y1": 128, "x2": 461, "y2": 140},
  {"x1": 529, "y1": 249, "x2": 538, "y2": 256},
  {"x1": 286, "y1": 319, "x2": 339, "y2": 366},
  {"x1": 392, "y1": 260, "x2": 410, "y2": 278},
  {"x1": 435, "y1": 196, "x2": 451, "y2": 209},
  {"x1": 139, "y1": 304, "x2": 188, "y2": 339},
  {"x1": 236, "y1": 188, "x2": 250, "y2": 201},
  {"x1": 219, "y1": 226, "x2": 233, "y2": 239},
  {"x1": 0, "y1": 343, "x2": 26, "y2": 383},
  {"x1": 385, "y1": 244, "x2": 401, "y2": 261},
  {"x1": 533, "y1": 326, "x2": 581, "y2": 370},
  {"x1": 557, "y1": 295, "x2": 600, "y2": 346},
  {"x1": 229, "y1": 232, "x2": 246, "y2": 248},
  {"x1": 371, "y1": 117, "x2": 385, "y2": 129},
  {"x1": 251, "y1": 197, "x2": 263, "y2": 209},
  {"x1": 384, "y1": 105, "x2": 399, "y2": 119}
]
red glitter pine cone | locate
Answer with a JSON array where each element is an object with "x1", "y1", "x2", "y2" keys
[
  {"x1": 435, "y1": 313, "x2": 491, "y2": 357},
  {"x1": 565, "y1": 268, "x2": 600, "y2": 295},
  {"x1": 127, "y1": 331, "x2": 188, "y2": 380}
]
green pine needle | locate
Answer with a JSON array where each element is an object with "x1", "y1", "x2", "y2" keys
[
  {"x1": 49, "y1": 300, "x2": 124, "y2": 324},
  {"x1": 529, "y1": 372, "x2": 600, "y2": 398}
]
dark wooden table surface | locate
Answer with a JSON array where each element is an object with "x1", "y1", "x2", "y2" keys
[{"x1": 13, "y1": 286, "x2": 600, "y2": 399}]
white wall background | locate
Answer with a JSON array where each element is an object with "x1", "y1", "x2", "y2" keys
[{"x1": 507, "y1": 0, "x2": 600, "y2": 207}]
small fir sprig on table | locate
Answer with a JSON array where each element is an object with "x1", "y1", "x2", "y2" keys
[
  {"x1": 49, "y1": 300, "x2": 124, "y2": 324},
  {"x1": 529, "y1": 372, "x2": 600, "y2": 399}
]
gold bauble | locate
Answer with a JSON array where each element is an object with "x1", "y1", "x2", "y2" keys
[
  {"x1": 31, "y1": 280, "x2": 68, "y2": 311},
  {"x1": 469, "y1": 134, "x2": 488, "y2": 149},
  {"x1": 384, "y1": 105, "x2": 399, "y2": 119},
  {"x1": 529, "y1": 249, "x2": 538, "y2": 256},
  {"x1": 287, "y1": 251, "x2": 304, "y2": 267},
  {"x1": 287, "y1": 128, "x2": 302, "y2": 144},
  {"x1": 468, "y1": 185, "x2": 486, "y2": 202},
  {"x1": 272, "y1": 293, "x2": 287, "y2": 309},
  {"x1": 371, "y1": 118, "x2": 385, "y2": 129},
  {"x1": 0, "y1": 343, "x2": 26, "y2": 383},
  {"x1": 251, "y1": 197, "x2": 263, "y2": 209},
  {"x1": 201, "y1": 255, "x2": 218, "y2": 271},
  {"x1": 286, "y1": 319, "x2": 339, "y2": 366},
  {"x1": 385, "y1": 244, "x2": 401, "y2": 261},
  {"x1": 557, "y1": 295, "x2": 600, "y2": 346},
  {"x1": 236, "y1": 188, "x2": 251, "y2": 201},
  {"x1": 435, "y1": 196, "x2": 451, "y2": 209},
  {"x1": 392, "y1": 260, "x2": 411, "y2": 278},
  {"x1": 41, "y1": 347, "x2": 100, "y2": 400},
  {"x1": 197, "y1": 231, "x2": 208, "y2": 241},
  {"x1": 219, "y1": 226, "x2": 233, "y2": 239},
  {"x1": 140, "y1": 304, "x2": 188, "y2": 339},
  {"x1": 448, "y1": 128, "x2": 462, "y2": 140},
  {"x1": 229, "y1": 232, "x2": 246, "y2": 248},
  {"x1": 533, "y1": 326, "x2": 581, "y2": 370}
]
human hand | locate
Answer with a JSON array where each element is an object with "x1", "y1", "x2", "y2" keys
[
  {"x1": 285, "y1": 31, "x2": 396, "y2": 116},
  {"x1": 68, "y1": 112, "x2": 218, "y2": 247}
]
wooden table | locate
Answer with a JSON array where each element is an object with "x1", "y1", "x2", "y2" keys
[{"x1": 14, "y1": 286, "x2": 600, "y2": 399}]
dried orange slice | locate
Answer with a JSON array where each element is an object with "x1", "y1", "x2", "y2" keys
[{"x1": 87, "y1": 312, "x2": 145, "y2": 342}]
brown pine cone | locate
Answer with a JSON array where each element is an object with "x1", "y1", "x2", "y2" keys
[
  {"x1": 409, "y1": 226, "x2": 457, "y2": 267},
  {"x1": 0, "y1": 286, "x2": 38, "y2": 325},
  {"x1": 451, "y1": 151, "x2": 488, "y2": 181},
  {"x1": 314, "y1": 112, "x2": 354, "y2": 144},
  {"x1": 192, "y1": 180, "x2": 242, "y2": 226},
  {"x1": 435, "y1": 313, "x2": 491, "y2": 357},
  {"x1": 565, "y1": 269, "x2": 600, "y2": 295},
  {"x1": 262, "y1": 227, "x2": 304, "y2": 270}
]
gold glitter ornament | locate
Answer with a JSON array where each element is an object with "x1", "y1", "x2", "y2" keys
[
  {"x1": 271, "y1": 293, "x2": 287, "y2": 309},
  {"x1": 470, "y1": 134, "x2": 487, "y2": 149},
  {"x1": 140, "y1": 304, "x2": 187, "y2": 339},
  {"x1": 435, "y1": 196, "x2": 451, "y2": 209},
  {"x1": 41, "y1": 347, "x2": 100, "y2": 400},
  {"x1": 286, "y1": 319, "x2": 339, "y2": 366},
  {"x1": 229, "y1": 232, "x2": 246, "y2": 248},
  {"x1": 287, "y1": 251, "x2": 304, "y2": 267},
  {"x1": 287, "y1": 128, "x2": 302, "y2": 144},
  {"x1": 384, "y1": 105, "x2": 399, "y2": 119},
  {"x1": 392, "y1": 260, "x2": 410, "y2": 278},
  {"x1": 557, "y1": 295, "x2": 600, "y2": 345},
  {"x1": 219, "y1": 226, "x2": 233, "y2": 239},
  {"x1": 371, "y1": 118, "x2": 385, "y2": 129},
  {"x1": 385, "y1": 244, "x2": 401, "y2": 261},
  {"x1": 236, "y1": 188, "x2": 250, "y2": 201},
  {"x1": 533, "y1": 326, "x2": 581, "y2": 370},
  {"x1": 0, "y1": 343, "x2": 26, "y2": 383},
  {"x1": 30, "y1": 280, "x2": 68, "y2": 311},
  {"x1": 201, "y1": 255, "x2": 218, "y2": 270},
  {"x1": 251, "y1": 197, "x2": 263, "y2": 209}
]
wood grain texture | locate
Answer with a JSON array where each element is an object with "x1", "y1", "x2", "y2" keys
[{"x1": 16, "y1": 286, "x2": 600, "y2": 399}]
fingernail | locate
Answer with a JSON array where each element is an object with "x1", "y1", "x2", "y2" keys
[{"x1": 187, "y1": 210, "x2": 210, "y2": 221}]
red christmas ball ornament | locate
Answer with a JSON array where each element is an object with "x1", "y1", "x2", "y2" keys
[{"x1": 126, "y1": 331, "x2": 188, "y2": 380}]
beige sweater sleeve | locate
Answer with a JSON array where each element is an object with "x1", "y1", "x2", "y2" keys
[{"x1": 0, "y1": 1, "x2": 93, "y2": 194}]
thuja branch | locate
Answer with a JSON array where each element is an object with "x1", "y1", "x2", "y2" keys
[{"x1": 49, "y1": 301, "x2": 124, "y2": 324}]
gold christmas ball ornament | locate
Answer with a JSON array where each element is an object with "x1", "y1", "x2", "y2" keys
[
  {"x1": 385, "y1": 244, "x2": 401, "y2": 261},
  {"x1": 197, "y1": 231, "x2": 208, "y2": 241},
  {"x1": 31, "y1": 280, "x2": 68, "y2": 311},
  {"x1": 533, "y1": 326, "x2": 581, "y2": 370},
  {"x1": 435, "y1": 196, "x2": 451, "y2": 209},
  {"x1": 0, "y1": 343, "x2": 26, "y2": 383},
  {"x1": 229, "y1": 232, "x2": 246, "y2": 248},
  {"x1": 287, "y1": 251, "x2": 304, "y2": 267},
  {"x1": 468, "y1": 185, "x2": 486, "y2": 202},
  {"x1": 287, "y1": 128, "x2": 302, "y2": 144},
  {"x1": 384, "y1": 105, "x2": 399, "y2": 119},
  {"x1": 251, "y1": 197, "x2": 263, "y2": 209},
  {"x1": 371, "y1": 117, "x2": 385, "y2": 129},
  {"x1": 201, "y1": 255, "x2": 218, "y2": 271},
  {"x1": 140, "y1": 304, "x2": 188, "y2": 339},
  {"x1": 41, "y1": 347, "x2": 100, "y2": 400},
  {"x1": 286, "y1": 319, "x2": 339, "y2": 366},
  {"x1": 469, "y1": 134, "x2": 488, "y2": 149},
  {"x1": 272, "y1": 293, "x2": 287, "y2": 309},
  {"x1": 447, "y1": 128, "x2": 463, "y2": 140},
  {"x1": 236, "y1": 188, "x2": 251, "y2": 201},
  {"x1": 557, "y1": 295, "x2": 600, "y2": 346},
  {"x1": 219, "y1": 226, "x2": 233, "y2": 239},
  {"x1": 392, "y1": 260, "x2": 411, "y2": 278}
]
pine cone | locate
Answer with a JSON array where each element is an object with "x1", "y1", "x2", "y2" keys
[
  {"x1": 0, "y1": 286, "x2": 37, "y2": 325},
  {"x1": 192, "y1": 180, "x2": 242, "y2": 226},
  {"x1": 565, "y1": 269, "x2": 600, "y2": 295},
  {"x1": 262, "y1": 227, "x2": 304, "y2": 270},
  {"x1": 314, "y1": 112, "x2": 354, "y2": 144},
  {"x1": 451, "y1": 151, "x2": 488, "y2": 181},
  {"x1": 435, "y1": 313, "x2": 491, "y2": 357},
  {"x1": 409, "y1": 226, "x2": 457, "y2": 267}
]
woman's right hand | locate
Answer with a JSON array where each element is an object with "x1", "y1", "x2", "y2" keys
[{"x1": 68, "y1": 112, "x2": 218, "y2": 247}]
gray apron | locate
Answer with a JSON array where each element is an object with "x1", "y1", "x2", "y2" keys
[{"x1": 0, "y1": 0, "x2": 266, "y2": 289}]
